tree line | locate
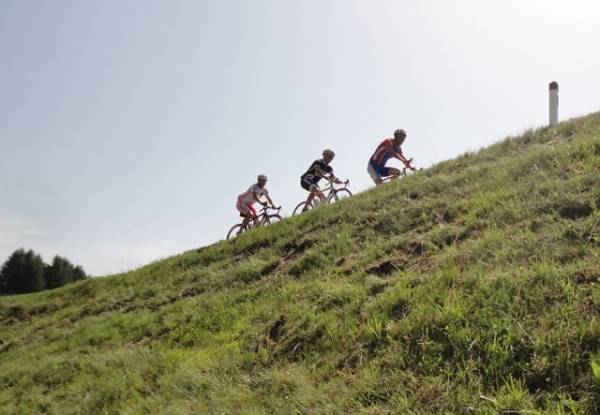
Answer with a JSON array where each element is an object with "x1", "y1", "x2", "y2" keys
[{"x1": 0, "y1": 248, "x2": 88, "y2": 295}]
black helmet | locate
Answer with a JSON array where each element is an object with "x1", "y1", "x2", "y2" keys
[
  {"x1": 394, "y1": 129, "x2": 406, "y2": 138},
  {"x1": 322, "y1": 149, "x2": 335, "y2": 158}
]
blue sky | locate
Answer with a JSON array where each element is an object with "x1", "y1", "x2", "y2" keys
[{"x1": 1, "y1": 0, "x2": 599, "y2": 275}]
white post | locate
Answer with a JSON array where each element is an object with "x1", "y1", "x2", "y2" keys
[{"x1": 549, "y1": 81, "x2": 559, "y2": 126}]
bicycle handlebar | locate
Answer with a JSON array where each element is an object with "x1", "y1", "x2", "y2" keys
[
  {"x1": 325, "y1": 176, "x2": 350, "y2": 186},
  {"x1": 260, "y1": 204, "x2": 281, "y2": 212},
  {"x1": 403, "y1": 159, "x2": 417, "y2": 171}
]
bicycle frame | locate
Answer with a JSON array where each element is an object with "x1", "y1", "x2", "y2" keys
[
  {"x1": 227, "y1": 205, "x2": 282, "y2": 240},
  {"x1": 315, "y1": 177, "x2": 350, "y2": 201},
  {"x1": 381, "y1": 164, "x2": 417, "y2": 182},
  {"x1": 247, "y1": 205, "x2": 280, "y2": 228},
  {"x1": 292, "y1": 176, "x2": 352, "y2": 215}
]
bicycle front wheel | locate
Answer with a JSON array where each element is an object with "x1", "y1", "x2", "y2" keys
[
  {"x1": 226, "y1": 223, "x2": 244, "y2": 240},
  {"x1": 329, "y1": 188, "x2": 353, "y2": 203},
  {"x1": 292, "y1": 201, "x2": 313, "y2": 216}
]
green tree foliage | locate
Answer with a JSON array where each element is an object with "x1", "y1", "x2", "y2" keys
[
  {"x1": 0, "y1": 250, "x2": 88, "y2": 295},
  {"x1": 73, "y1": 265, "x2": 87, "y2": 282},
  {"x1": 0, "y1": 249, "x2": 46, "y2": 294},
  {"x1": 45, "y1": 256, "x2": 75, "y2": 289}
]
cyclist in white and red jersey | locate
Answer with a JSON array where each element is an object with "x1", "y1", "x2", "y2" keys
[
  {"x1": 236, "y1": 174, "x2": 277, "y2": 230},
  {"x1": 367, "y1": 129, "x2": 415, "y2": 185}
]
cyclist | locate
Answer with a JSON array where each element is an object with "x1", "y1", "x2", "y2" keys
[
  {"x1": 367, "y1": 128, "x2": 415, "y2": 185},
  {"x1": 236, "y1": 174, "x2": 277, "y2": 231},
  {"x1": 300, "y1": 149, "x2": 343, "y2": 211}
]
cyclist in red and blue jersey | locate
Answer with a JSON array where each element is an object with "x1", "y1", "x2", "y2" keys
[{"x1": 367, "y1": 129, "x2": 415, "y2": 185}]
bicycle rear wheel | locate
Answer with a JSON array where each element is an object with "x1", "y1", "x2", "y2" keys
[
  {"x1": 292, "y1": 201, "x2": 313, "y2": 216},
  {"x1": 329, "y1": 188, "x2": 353, "y2": 203},
  {"x1": 226, "y1": 223, "x2": 244, "y2": 240}
]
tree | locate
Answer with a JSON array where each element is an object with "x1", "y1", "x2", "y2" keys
[
  {"x1": 0, "y1": 249, "x2": 46, "y2": 295},
  {"x1": 1, "y1": 249, "x2": 88, "y2": 295},
  {"x1": 72, "y1": 265, "x2": 87, "y2": 282},
  {"x1": 45, "y1": 256, "x2": 75, "y2": 289},
  {"x1": 45, "y1": 256, "x2": 88, "y2": 288}
]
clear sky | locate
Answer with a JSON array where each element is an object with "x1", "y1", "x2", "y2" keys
[{"x1": 1, "y1": 0, "x2": 599, "y2": 276}]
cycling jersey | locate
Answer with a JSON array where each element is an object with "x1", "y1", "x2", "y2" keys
[
  {"x1": 238, "y1": 184, "x2": 269, "y2": 205},
  {"x1": 301, "y1": 159, "x2": 333, "y2": 184},
  {"x1": 370, "y1": 139, "x2": 403, "y2": 167}
]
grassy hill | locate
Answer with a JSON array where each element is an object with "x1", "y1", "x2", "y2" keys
[{"x1": 1, "y1": 113, "x2": 600, "y2": 414}]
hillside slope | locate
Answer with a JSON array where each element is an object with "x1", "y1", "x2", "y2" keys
[{"x1": 2, "y1": 113, "x2": 600, "y2": 414}]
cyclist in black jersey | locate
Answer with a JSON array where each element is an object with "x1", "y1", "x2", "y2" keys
[{"x1": 300, "y1": 149, "x2": 343, "y2": 211}]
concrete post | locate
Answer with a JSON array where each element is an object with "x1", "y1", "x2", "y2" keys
[{"x1": 549, "y1": 81, "x2": 559, "y2": 126}]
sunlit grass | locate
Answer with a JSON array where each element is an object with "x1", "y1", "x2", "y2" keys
[{"x1": 1, "y1": 112, "x2": 600, "y2": 414}]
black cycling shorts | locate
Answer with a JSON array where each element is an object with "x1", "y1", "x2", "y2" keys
[{"x1": 300, "y1": 175, "x2": 319, "y2": 191}]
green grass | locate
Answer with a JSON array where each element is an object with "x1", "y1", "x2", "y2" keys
[{"x1": 2, "y1": 112, "x2": 600, "y2": 414}]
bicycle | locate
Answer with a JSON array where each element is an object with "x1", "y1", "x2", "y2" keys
[
  {"x1": 381, "y1": 162, "x2": 418, "y2": 182},
  {"x1": 226, "y1": 205, "x2": 282, "y2": 240},
  {"x1": 292, "y1": 177, "x2": 352, "y2": 215}
]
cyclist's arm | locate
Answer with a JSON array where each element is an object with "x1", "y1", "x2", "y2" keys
[
  {"x1": 315, "y1": 164, "x2": 341, "y2": 183},
  {"x1": 394, "y1": 147, "x2": 408, "y2": 163},
  {"x1": 395, "y1": 149, "x2": 414, "y2": 168},
  {"x1": 314, "y1": 165, "x2": 327, "y2": 177},
  {"x1": 401, "y1": 157, "x2": 416, "y2": 171},
  {"x1": 325, "y1": 169, "x2": 342, "y2": 184},
  {"x1": 252, "y1": 191, "x2": 264, "y2": 205},
  {"x1": 265, "y1": 195, "x2": 276, "y2": 208}
]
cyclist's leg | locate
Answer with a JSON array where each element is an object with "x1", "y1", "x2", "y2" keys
[
  {"x1": 236, "y1": 199, "x2": 255, "y2": 231},
  {"x1": 305, "y1": 184, "x2": 317, "y2": 208},
  {"x1": 368, "y1": 160, "x2": 384, "y2": 185},
  {"x1": 383, "y1": 166, "x2": 401, "y2": 179},
  {"x1": 307, "y1": 183, "x2": 325, "y2": 207},
  {"x1": 300, "y1": 177, "x2": 312, "y2": 193},
  {"x1": 316, "y1": 186, "x2": 326, "y2": 203},
  {"x1": 301, "y1": 177, "x2": 318, "y2": 209},
  {"x1": 246, "y1": 204, "x2": 257, "y2": 225}
]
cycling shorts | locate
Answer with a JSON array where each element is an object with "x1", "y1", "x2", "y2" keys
[
  {"x1": 367, "y1": 159, "x2": 393, "y2": 180},
  {"x1": 300, "y1": 175, "x2": 320, "y2": 192},
  {"x1": 236, "y1": 197, "x2": 257, "y2": 217}
]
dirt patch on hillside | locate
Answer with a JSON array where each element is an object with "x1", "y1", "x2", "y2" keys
[
  {"x1": 559, "y1": 202, "x2": 592, "y2": 219},
  {"x1": 366, "y1": 257, "x2": 408, "y2": 277}
]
